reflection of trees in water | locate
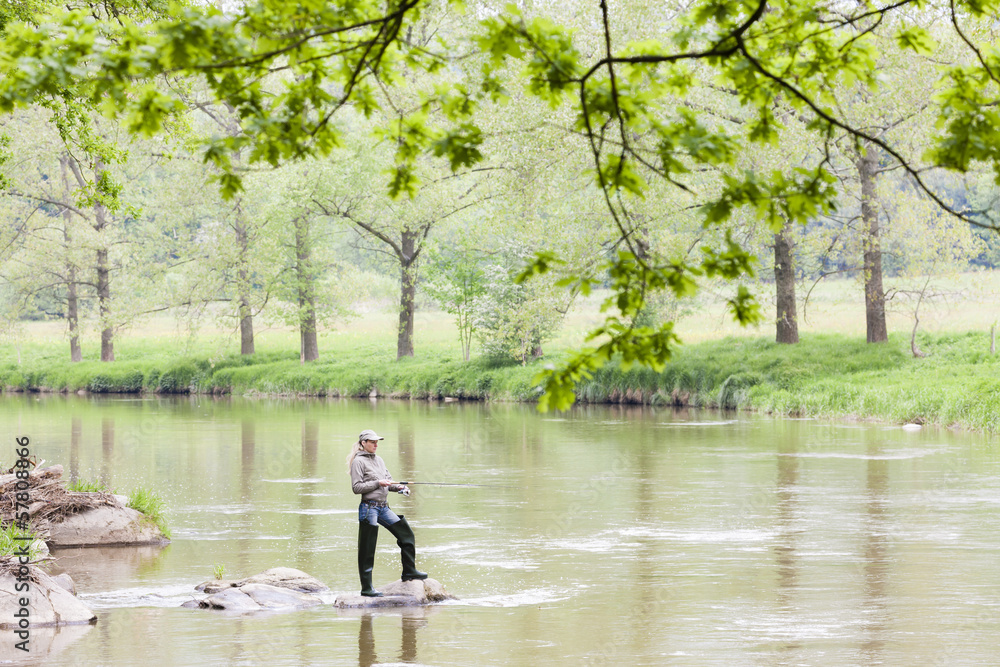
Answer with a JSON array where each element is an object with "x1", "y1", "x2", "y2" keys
[
  {"x1": 629, "y1": 443, "x2": 658, "y2": 648},
  {"x1": 301, "y1": 419, "x2": 318, "y2": 477},
  {"x1": 240, "y1": 418, "x2": 255, "y2": 500},
  {"x1": 770, "y1": 426, "x2": 891, "y2": 662},
  {"x1": 296, "y1": 418, "x2": 319, "y2": 572},
  {"x1": 397, "y1": 413, "x2": 416, "y2": 477},
  {"x1": 70, "y1": 415, "x2": 81, "y2": 484},
  {"x1": 101, "y1": 416, "x2": 114, "y2": 488},
  {"x1": 861, "y1": 437, "x2": 890, "y2": 663},
  {"x1": 774, "y1": 422, "x2": 802, "y2": 656},
  {"x1": 234, "y1": 415, "x2": 256, "y2": 577},
  {"x1": 358, "y1": 611, "x2": 425, "y2": 667}
]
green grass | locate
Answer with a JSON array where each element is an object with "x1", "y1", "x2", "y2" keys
[
  {"x1": 2, "y1": 276, "x2": 1000, "y2": 431},
  {"x1": 63, "y1": 479, "x2": 173, "y2": 539},
  {"x1": 2, "y1": 329, "x2": 998, "y2": 431},
  {"x1": 0, "y1": 522, "x2": 43, "y2": 559},
  {"x1": 66, "y1": 478, "x2": 110, "y2": 493},
  {"x1": 127, "y1": 487, "x2": 171, "y2": 539},
  {"x1": 578, "y1": 331, "x2": 1000, "y2": 431},
  {"x1": 0, "y1": 338, "x2": 539, "y2": 400}
]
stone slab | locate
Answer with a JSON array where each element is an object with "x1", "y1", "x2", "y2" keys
[
  {"x1": 334, "y1": 578, "x2": 456, "y2": 608},
  {"x1": 46, "y1": 505, "x2": 168, "y2": 547},
  {"x1": 0, "y1": 567, "x2": 96, "y2": 627},
  {"x1": 333, "y1": 594, "x2": 424, "y2": 609},
  {"x1": 196, "y1": 567, "x2": 327, "y2": 594}
]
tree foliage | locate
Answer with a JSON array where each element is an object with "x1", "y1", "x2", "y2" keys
[{"x1": 1, "y1": 0, "x2": 999, "y2": 405}]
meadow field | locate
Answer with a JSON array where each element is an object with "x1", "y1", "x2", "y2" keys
[{"x1": 1, "y1": 270, "x2": 999, "y2": 431}]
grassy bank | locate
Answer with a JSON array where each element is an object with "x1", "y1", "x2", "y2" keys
[
  {"x1": 0, "y1": 345, "x2": 540, "y2": 401},
  {"x1": 579, "y1": 331, "x2": 1000, "y2": 432},
  {"x1": 1, "y1": 330, "x2": 999, "y2": 431}
]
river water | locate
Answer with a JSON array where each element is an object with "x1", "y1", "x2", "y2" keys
[{"x1": 0, "y1": 395, "x2": 998, "y2": 666}]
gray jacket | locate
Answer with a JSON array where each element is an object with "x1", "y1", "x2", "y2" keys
[{"x1": 350, "y1": 451, "x2": 395, "y2": 502}]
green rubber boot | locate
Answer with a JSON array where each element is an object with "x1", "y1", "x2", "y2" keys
[
  {"x1": 386, "y1": 516, "x2": 428, "y2": 581},
  {"x1": 358, "y1": 522, "x2": 383, "y2": 597}
]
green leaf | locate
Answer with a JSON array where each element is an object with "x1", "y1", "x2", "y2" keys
[
  {"x1": 387, "y1": 164, "x2": 419, "y2": 199},
  {"x1": 895, "y1": 26, "x2": 937, "y2": 55}
]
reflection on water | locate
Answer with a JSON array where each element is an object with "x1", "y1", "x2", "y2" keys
[
  {"x1": 69, "y1": 415, "x2": 81, "y2": 484},
  {"x1": 48, "y1": 544, "x2": 169, "y2": 593},
  {"x1": 861, "y1": 434, "x2": 890, "y2": 663},
  {"x1": 774, "y1": 421, "x2": 800, "y2": 657},
  {"x1": 355, "y1": 609, "x2": 429, "y2": 667},
  {"x1": 1, "y1": 395, "x2": 999, "y2": 666},
  {"x1": 240, "y1": 418, "x2": 254, "y2": 501},
  {"x1": 101, "y1": 416, "x2": 114, "y2": 488},
  {"x1": 297, "y1": 420, "x2": 319, "y2": 572},
  {"x1": 0, "y1": 623, "x2": 93, "y2": 664}
]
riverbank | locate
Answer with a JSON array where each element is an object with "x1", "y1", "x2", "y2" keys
[
  {"x1": 1, "y1": 330, "x2": 998, "y2": 431},
  {"x1": 582, "y1": 331, "x2": 1000, "y2": 432}
]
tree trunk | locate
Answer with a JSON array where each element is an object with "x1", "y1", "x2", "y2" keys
[
  {"x1": 96, "y1": 245, "x2": 114, "y2": 361},
  {"x1": 857, "y1": 143, "x2": 888, "y2": 343},
  {"x1": 298, "y1": 296, "x2": 319, "y2": 363},
  {"x1": 773, "y1": 222, "x2": 799, "y2": 344},
  {"x1": 397, "y1": 229, "x2": 417, "y2": 359},
  {"x1": 66, "y1": 272, "x2": 81, "y2": 362},
  {"x1": 911, "y1": 276, "x2": 930, "y2": 358},
  {"x1": 93, "y1": 161, "x2": 114, "y2": 361},
  {"x1": 234, "y1": 219, "x2": 255, "y2": 355},
  {"x1": 60, "y1": 156, "x2": 82, "y2": 362},
  {"x1": 294, "y1": 216, "x2": 318, "y2": 362},
  {"x1": 459, "y1": 311, "x2": 472, "y2": 362},
  {"x1": 63, "y1": 217, "x2": 81, "y2": 363},
  {"x1": 238, "y1": 292, "x2": 254, "y2": 354}
]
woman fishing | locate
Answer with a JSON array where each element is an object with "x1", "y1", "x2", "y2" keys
[{"x1": 347, "y1": 429, "x2": 428, "y2": 597}]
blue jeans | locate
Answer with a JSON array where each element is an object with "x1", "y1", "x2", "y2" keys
[{"x1": 359, "y1": 502, "x2": 400, "y2": 527}]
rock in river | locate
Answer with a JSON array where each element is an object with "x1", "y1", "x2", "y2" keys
[
  {"x1": 195, "y1": 567, "x2": 329, "y2": 594},
  {"x1": 0, "y1": 464, "x2": 169, "y2": 548},
  {"x1": 0, "y1": 562, "x2": 95, "y2": 627},
  {"x1": 334, "y1": 578, "x2": 456, "y2": 608},
  {"x1": 184, "y1": 568, "x2": 326, "y2": 611},
  {"x1": 46, "y1": 505, "x2": 168, "y2": 547}
]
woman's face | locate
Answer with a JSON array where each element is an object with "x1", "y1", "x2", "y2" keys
[{"x1": 362, "y1": 439, "x2": 378, "y2": 454}]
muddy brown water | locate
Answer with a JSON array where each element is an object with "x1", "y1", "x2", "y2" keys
[{"x1": 0, "y1": 395, "x2": 998, "y2": 665}]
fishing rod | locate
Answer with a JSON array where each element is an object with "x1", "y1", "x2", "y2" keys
[{"x1": 396, "y1": 481, "x2": 516, "y2": 489}]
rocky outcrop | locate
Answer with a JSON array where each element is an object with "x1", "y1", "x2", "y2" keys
[
  {"x1": 334, "y1": 578, "x2": 455, "y2": 608},
  {"x1": 195, "y1": 567, "x2": 329, "y2": 594},
  {"x1": 184, "y1": 568, "x2": 327, "y2": 611},
  {"x1": 46, "y1": 505, "x2": 167, "y2": 547},
  {"x1": 183, "y1": 583, "x2": 323, "y2": 611},
  {"x1": 0, "y1": 464, "x2": 169, "y2": 548},
  {"x1": 0, "y1": 564, "x2": 95, "y2": 628},
  {"x1": 50, "y1": 573, "x2": 77, "y2": 596}
]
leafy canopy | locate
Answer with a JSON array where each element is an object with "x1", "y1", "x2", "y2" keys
[{"x1": 2, "y1": 0, "x2": 1000, "y2": 408}]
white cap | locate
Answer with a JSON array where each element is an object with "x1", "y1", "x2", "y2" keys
[{"x1": 358, "y1": 429, "x2": 384, "y2": 442}]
